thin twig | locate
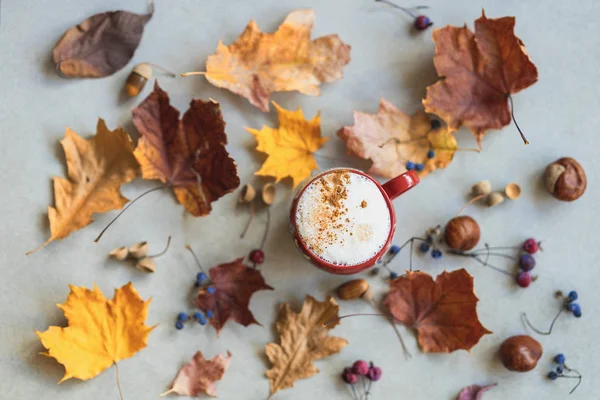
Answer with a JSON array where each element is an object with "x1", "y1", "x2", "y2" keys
[
  {"x1": 115, "y1": 363, "x2": 124, "y2": 400},
  {"x1": 148, "y1": 235, "x2": 171, "y2": 258},
  {"x1": 240, "y1": 202, "x2": 255, "y2": 238},
  {"x1": 508, "y1": 95, "x2": 529, "y2": 145},
  {"x1": 260, "y1": 208, "x2": 271, "y2": 250},
  {"x1": 375, "y1": 0, "x2": 428, "y2": 19},
  {"x1": 455, "y1": 194, "x2": 485, "y2": 217},
  {"x1": 522, "y1": 309, "x2": 563, "y2": 335},
  {"x1": 185, "y1": 245, "x2": 206, "y2": 274},
  {"x1": 145, "y1": 62, "x2": 176, "y2": 77}
]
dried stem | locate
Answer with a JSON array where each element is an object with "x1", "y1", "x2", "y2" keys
[
  {"x1": 522, "y1": 309, "x2": 564, "y2": 335},
  {"x1": 145, "y1": 63, "x2": 176, "y2": 77},
  {"x1": 94, "y1": 184, "x2": 166, "y2": 243},
  {"x1": 455, "y1": 194, "x2": 485, "y2": 217},
  {"x1": 185, "y1": 245, "x2": 206, "y2": 274},
  {"x1": 115, "y1": 363, "x2": 124, "y2": 400},
  {"x1": 375, "y1": 0, "x2": 428, "y2": 19},
  {"x1": 148, "y1": 235, "x2": 172, "y2": 258},
  {"x1": 260, "y1": 208, "x2": 271, "y2": 250},
  {"x1": 508, "y1": 95, "x2": 529, "y2": 145},
  {"x1": 240, "y1": 202, "x2": 255, "y2": 239}
]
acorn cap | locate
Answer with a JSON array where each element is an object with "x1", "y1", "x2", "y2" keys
[
  {"x1": 135, "y1": 257, "x2": 156, "y2": 273},
  {"x1": 505, "y1": 183, "x2": 522, "y2": 200},
  {"x1": 129, "y1": 241, "x2": 149, "y2": 258},
  {"x1": 262, "y1": 183, "x2": 276, "y2": 205},
  {"x1": 238, "y1": 184, "x2": 256, "y2": 203},
  {"x1": 109, "y1": 246, "x2": 129, "y2": 261},
  {"x1": 132, "y1": 63, "x2": 152, "y2": 80}
]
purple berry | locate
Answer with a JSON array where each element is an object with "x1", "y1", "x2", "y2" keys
[
  {"x1": 523, "y1": 238, "x2": 539, "y2": 254},
  {"x1": 516, "y1": 271, "x2": 532, "y2": 288},
  {"x1": 342, "y1": 371, "x2": 358, "y2": 384},
  {"x1": 367, "y1": 366, "x2": 382, "y2": 381},
  {"x1": 352, "y1": 360, "x2": 369, "y2": 376},
  {"x1": 414, "y1": 15, "x2": 432, "y2": 30},
  {"x1": 519, "y1": 254, "x2": 536, "y2": 271}
]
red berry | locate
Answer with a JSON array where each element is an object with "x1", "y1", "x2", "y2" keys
[
  {"x1": 352, "y1": 360, "x2": 369, "y2": 375},
  {"x1": 414, "y1": 15, "x2": 432, "y2": 30},
  {"x1": 516, "y1": 271, "x2": 532, "y2": 288},
  {"x1": 342, "y1": 371, "x2": 358, "y2": 384},
  {"x1": 523, "y1": 238, "x2": 539, "y2": 254},
  {"x1": 249, "y1": 249, "x2": 265, "y2": 264}
]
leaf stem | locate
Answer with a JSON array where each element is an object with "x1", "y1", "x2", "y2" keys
[
  {"x1": 94, "y1": 184, "x2": 167, "y2": 243},
  {"x1": 508, "y1": 95, "x2": 529, "y2": 145},
  {"x1": 455, "y1": 194, "x2": 485, "y2": 217},
  {"x1": 115, "y1": 363, "x2": 124, "y2": 400}
]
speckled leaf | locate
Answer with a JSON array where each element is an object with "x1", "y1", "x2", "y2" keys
[{"x1": 162, "y1": 351, "x2": 231, "y2": 397}]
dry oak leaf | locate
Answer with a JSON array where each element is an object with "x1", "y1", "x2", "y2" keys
[
  {"x1": 266, "y1": 295, "x2": 348, "y2": 397},
  {"x1": 423, "y1": 11, "x2": 538, "y2": 146},
  {"x1": 203, "y1": 9, "x2": 351, "y2": 112},
  {"x1": 133, "y1": 82, "x2": 240, "y2": 216},
  {"x1": 28, "y1": 119, "x2": 139, "y2": 254},
  {"x1": 457, "y1": 383, "x2": 497, "y2": 400},
  {"x1": 337, "y1": 98, "x2": 457, "y2": 179},
  {"x1": 384, "y1": 269, "x2": 491, "y2": 353},
  {"x1": 195, "y1": 258, "x2": 273, "y2": 334},
  {"x1": 246, "y1": 102, "x2": 328, "y2": 187},
  {"x1": 162, "y1": 351, "x2": 232, "y2": 397},
  {"x1": 36, "y1": 282, "x2": 154, "y2": 382},
  {"x1": 53, "y1": 4, "x2": 153, "y2": 78}
]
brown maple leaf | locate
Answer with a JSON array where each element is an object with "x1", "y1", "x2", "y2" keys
[
  {"x1": 266, "y1": 295, "x2": 348, "y2": 397},
  {"x1": 132, "y1": 82, "x2": 240, "y2": 216},
  {"x1": 189, "y1": 9, "x2": 351, "y2": 112},
  {"x1": 384, "y1": 269, "x2": 491, "y2": 353},
  {"x1": 338, "y1": 99, "x2": 457, "y2": 178},
  {"x1": 162, "y1": 351, "x2": 232, "y2": 397},
  {"x1": 28, "y1": 119, "x2": 139, "y2": 254},
  {"x1": 195, "y1": 258, "x2": 273, "y2": 334},
  {"x1": 423, "y1": 11, "x2": 538, "y2": 146}
]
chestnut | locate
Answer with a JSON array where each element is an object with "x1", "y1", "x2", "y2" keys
[
  {"x1": 499, "y1": 335, "x2": 542, "y2": 372},
  {"x1": 544, "y1": 157, "x2": 587, "y2": 201},
  {"x1": 444, "y1": 216, "x2": 480, "y2": 251}
]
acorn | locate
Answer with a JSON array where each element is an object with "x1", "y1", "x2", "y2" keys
[
  {"x1": 499, "y1": 335, "x2": 543, "y2": 372},
  {"x1": 444, "y1": 216, "x2": 480, "y2": 251},
  {"x1": 124, "y1": 63, "x2": 175, "y2": 97},
  {"x1": 336, "y1": 279, "x2": 370, "y2": 300}
]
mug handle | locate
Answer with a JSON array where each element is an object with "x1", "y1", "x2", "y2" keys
[{"x1": 381, "y1": 170, "x2": 420, "y2": 200}]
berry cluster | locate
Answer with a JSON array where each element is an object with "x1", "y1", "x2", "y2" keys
[
  {"x1": 522, "y1": 290, "x2": 582, "y2": 336},
  {"x1": 515, "y1": 238, "x2": 541, "y2": 288},
  {"x1": 565, "y1": 291, "x2": 582, "y2": 318},
  {"x1": 547, "y1": 353, "x2": 582, "y2": 394},
  {"x1": 342, "y1": 360, "x2": 382, "y2": 399},
  {"x1": 418, "y1": 225, "x2": 443, "y2": 260},
  {"x1": 175, "y1": 310, "x2": 214, "y2": 330},
  {"x1": 405, "y1": 150, "x2": 436, "y2": 172}
]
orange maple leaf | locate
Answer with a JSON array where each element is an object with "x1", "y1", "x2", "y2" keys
[
  {"x1": 194, "y1": 9, "x2": 351, "y2": 112},
  {"x1": 423, "y1": 11, "x2": 538, "y2": 146},
  {"x1": 132, "y1": 82, "x2": 240, "y2": 216},
  {"x1": 384, "y1": 269, "x2": 491, "y2": 353}
]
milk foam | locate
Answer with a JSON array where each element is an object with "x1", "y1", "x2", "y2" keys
[{"x1": 295, "y1": 170, "x2": 391, "y2": 266}]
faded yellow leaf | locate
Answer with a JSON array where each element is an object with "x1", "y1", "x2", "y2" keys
[
  {"x1": 36, "y1": 282, "x2": 154, "y2": 382},
  {"x1": 202, "y1": 9, "x2": 351, "y2": 112},
  {"x1": 246, "y1": 102, "x2": 328, "y2": 187},
  {"x1": 28, "y1": 119, "x2": 139, "y2": 254},
  {"x1": 266, "y1": 296, "x2": 348, "y2": 397}
]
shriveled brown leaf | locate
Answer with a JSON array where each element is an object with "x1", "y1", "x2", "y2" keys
[
  {"x1": 338, "y1": 99, "x2": 456, "y2": 178},
  {"x1": 423, "y1": 11, "x2": 538, "y2": 146},
  {"x1": 28, "y1": 120, "x2": 139, "y2": 254},
  {"x1": 162, "y1": 351, "x2": 231, "y2": 397},
  {"x1": 133, "y1": 82, "x2": 240, "y2": 216},
  {"x1": 53, "y1": 5, "x2": 153, "y2": 78},
  {"x1": 384, "y1": 269, "x2": 491, "y2": 353},
  {"x1": 266, "y1": 296, "x2": 348, "y2": 397},
  {"x1": 201, "y1": 9, "x2": 351, "y2": 112}
]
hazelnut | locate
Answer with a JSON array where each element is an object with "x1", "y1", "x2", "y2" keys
[
  {"x1": 499, "y1": 335, "x2": 543, "y2": 372},
  {"x1": 545, "y1": 157, "x2": 586, "y2": 201},
  {"x1": 471, "y1": 180, "x2": 492, "y2": 196},
  {"x1": 486, "y1": 192, "x2": 505, "y2": 207},
  {"x1": 444, "y1": 216, "x2": 480, "y2": 251}
]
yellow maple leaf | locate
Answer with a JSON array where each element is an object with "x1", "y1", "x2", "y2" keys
[
  {"x1": 36, "y1": 282, "x2": 154, "y2": 382},
  {"x1": 28, "y1": 119, "x2": 139, "y2": 254},
  {"x1": 188, "y1": 9, "x2": 351, "y2": 112},
  {"x1": 246, "y1": 102, "x2": 328, "y2": 187},
  {"x1": 266, "y1": 296, "x2": 347, "y2": 397}
]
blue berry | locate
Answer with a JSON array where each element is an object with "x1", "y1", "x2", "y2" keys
[
  {"x1": 419, "y1": 242, "x2": 430, "y2": 253},
  {"x1": 554, "y1": 354, "x2": 566, "y2": 365},
  {"x1": 556, "y1": 365, "x2": 564, "y2": 374},
  {"x1": 431, "y1": 249, "x2": 443, "y2": 259},
  {"x1": 415, "y1": 163, "x2": 424, "y2": 172},
  {"x1": 175, "y1": 321, "x2": 184, "y2": 330},
  {"x1": 193, "y1": 312, "x2": 203, "y2": 320},
  {"x1": 567, "y1": 290, "x2": 578, "y2": 302},
  {"x1": 177, "y1": 312, "x2": 188, "y2": 322},
  {"x1": 427, "y1": 150, "x2": 435, "y2": 159},
  {"x1": 207, "y1": 286, "x2": 216, "y2": 294},
  {"x1": 390, "y1": 244, "x2": 401, "y2": 255},
  {"x1": 567, "y1": 302, "x2": 580, "y2": 313},
  {"x1": 206, "y1": 310, "x2": 214, "y2": 318},
  {"x1": 197, "y1": 315, "x2": 207, "y2": 325},
  {"x1": 390, "y1": 272, "x2": 398, "y2": 280},
  {"x1": 519, "y1": 254, "x2": 536, "y2": 271},
  {"x1": 405, "y1": 161, "x2": 415, "y2": 170},
  {"x1": 574, "y1": 309, "x2": 582, "y2": 318},
  {"x1": 547, "y1": 371, "x2": 558, "y2": 380},
  {"x1": 196, "y1": 272, "x2": 207, "y2": 282}
]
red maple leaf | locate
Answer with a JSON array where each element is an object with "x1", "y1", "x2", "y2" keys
[{"x1": 195, "y1": 258, "x2": 273, "y2": 333}]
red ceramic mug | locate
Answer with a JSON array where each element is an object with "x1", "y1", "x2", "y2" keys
[{"x1": 290, "y1": 168, "x2": 419, "y2": 274}]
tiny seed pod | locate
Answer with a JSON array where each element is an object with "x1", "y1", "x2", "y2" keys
[
  {"x1": 444, "y1": 216, "x2": 480, "y2": 251},
  {"x1": 544, "y1": 157, "x2": 587, "y2": 201},
  {"x1": 124, "y1": 63, "x2": 175, "y2": 97},
  {"x1": 109, "y1": 246, "x2": 129, "y2": 261},
  {"x1": 487, "y1": 192, "x2": 505, "y2": 207},
  {"x1": 336, "y1": 279, "x2": 370, "y2": 300},
  {"x1": 505, "y1": 183, "x2": 521, "y2": 200},
  {"x1": 135, "y1": 257, "x2": 156, "y2": 273},
  {"x1": 129, "y1": 241, "x2": 149, "y2": 258},
  {"x1": 262, "y1": 183, "x2": 276, "y2": 205},
  {"x1": 472, "y1": 180, "x2": 492, "y2": 196},
  {"x1": 499, "y1": 335, "x2": 543, "y2": 372},
  {"x1": 238, "y1": 184, "x2": 256, "y2": 203}
]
